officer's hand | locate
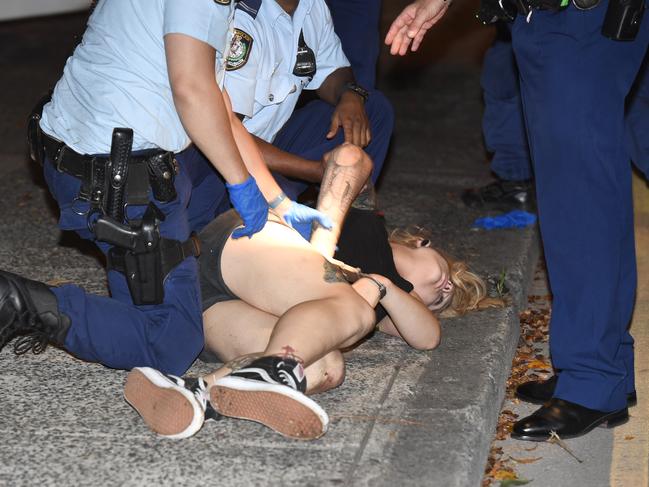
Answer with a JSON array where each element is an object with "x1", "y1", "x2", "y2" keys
[
  {"x1": 385, "y1": 0, "x2": 449, "y2": 56},
  {"x1": 278, "y1": 201, "x2": 333, "y2": 241},
  {"x1": 327, "y1": 92, "x2": 371, "y2": 148},
  {"x1": 226, "y1": 176, "x2": 268, "y2": 238}
]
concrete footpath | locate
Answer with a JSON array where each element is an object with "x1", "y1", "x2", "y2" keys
[{"x1": 0, "y1": 3, "x2": 539, "y2": 486}]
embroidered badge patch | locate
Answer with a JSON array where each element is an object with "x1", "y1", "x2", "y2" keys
[
  {"x1": 213, "y1": 0, "x2": 231, "y2": 5},
  {"x1": 226, "y1": 29, "x2": 253, "y2": 71}
]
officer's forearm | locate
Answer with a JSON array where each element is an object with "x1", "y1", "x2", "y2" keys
[
  {"x1": 253, "y1": 135, "x2": 323, "y2": 183},
  {"x1": 316, "y1": 67, "x2": 355, "y2": 105},
  {"x1": 165, "y1": 34, "x2": 249, "y2": 185},
  {"x1": 224, "y1": 95, "x2": 287, "y2": 203}
]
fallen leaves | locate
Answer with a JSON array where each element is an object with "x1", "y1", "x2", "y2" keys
[
  {"x1": 495, "y1": 410, "x2": 519, "y2": 441},
  {"x1": 509, "y1": 456, "x2": 542, "y2": 464},
  {"x1": 483, "y1": 264, "x2": 552, "y2": 486}
]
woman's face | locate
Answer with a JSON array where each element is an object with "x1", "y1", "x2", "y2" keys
[{"x1": 408, "y1": 240, "x2": 454, "y2": 311}]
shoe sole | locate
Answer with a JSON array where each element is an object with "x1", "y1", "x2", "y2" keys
[
  {"x1": 124, "y1": 367, "x2": 204, "y2": 439},
  {"x1": 511, "y1": 409, "x2": 629, "y2": 442},
  {"x1": 211, "y1": 376, "x2": 329, "y2": 440}
]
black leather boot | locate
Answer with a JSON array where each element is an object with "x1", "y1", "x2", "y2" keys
[{"x1": 0, "y1": 270, "x2": 70, "y2": 354}]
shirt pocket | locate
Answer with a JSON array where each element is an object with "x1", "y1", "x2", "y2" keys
[{"x1": 254, "y1": 74, "x2": 297, "y2": 107}]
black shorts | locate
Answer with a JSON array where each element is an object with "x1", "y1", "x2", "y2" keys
[{"x1": 198, "y1": 209, "x2": 242, "y2": 312}]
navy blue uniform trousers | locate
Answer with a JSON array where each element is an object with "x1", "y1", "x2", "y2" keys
[
  {"x1": 512, "y1": 3, "x2": 649, "y2": 411},
  {"x1": 485, "y1": 23, "x2": 649, "y2": 182},
  {"x1": 43, "y1": 146, "x2": 227, "y2": 376},
  {"x1": 326, "y1": 0, "x2": 382, "y2": 89},
  {"x1": 481, "y1": 23, "x2": 533, "y2": 181}
]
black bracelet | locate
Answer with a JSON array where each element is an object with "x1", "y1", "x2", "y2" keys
[{"x1": 360, "y1": 273, "x2": 386, "y2": 300}]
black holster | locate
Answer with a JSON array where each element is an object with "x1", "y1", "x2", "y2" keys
[
  {"x1": 96, "y1": 203, "x2": 200, "y2": 305},
  {"x1": 27, "y1": 93, "x2": 52, "y2": 166},
  {"x1": 27, "y1": 98, "x2": 188, "y2": 306}
]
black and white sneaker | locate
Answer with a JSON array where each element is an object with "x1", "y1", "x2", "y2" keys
[
  {"x1": 124, "y1": 367, "x2": 208, "y2": 439},
  {"x1": 210, "y1": 356, "x2": 328, "y2": 440}
]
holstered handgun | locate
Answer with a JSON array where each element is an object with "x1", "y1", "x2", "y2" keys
[{"x1": 95, "y1": 203, "x2": 166, "y2": 305}]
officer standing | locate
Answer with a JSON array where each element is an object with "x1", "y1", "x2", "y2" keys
[
  {"x1": 462, "y1": 22, "x2": 535, "y2": 209},
  {"x1": 0, "y1": 0, "x2": 328, "y2": 376},
  {"x1": 386, "y1": 0, "x2": 648, "y2": 439}
]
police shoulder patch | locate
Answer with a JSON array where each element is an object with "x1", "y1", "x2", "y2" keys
[
  {"x1": 213, "y1": 0, "x2": 232, "y2": 5},
  {"x1": 226, "y1": 29, "x2": 253, "y2": 71}
]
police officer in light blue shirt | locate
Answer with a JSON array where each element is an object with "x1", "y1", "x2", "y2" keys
[
  {"x1": 224, "y1": 0, "x2": 394, "y2": 200},
  {"x1": 0, "y1": 0, "x2": 329, "y2": 377}
]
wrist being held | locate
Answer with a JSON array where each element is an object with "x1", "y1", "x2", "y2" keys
[{"x1": 360, "y1": 273, "x2": 389, "y2": 300}]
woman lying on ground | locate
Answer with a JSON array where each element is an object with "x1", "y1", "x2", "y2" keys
[{"x1": 124, "y1": 144, "x2": 496, "y2": 441}]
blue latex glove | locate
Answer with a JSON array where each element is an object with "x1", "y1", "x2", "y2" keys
[
  {"x1": 226, "y1": 176, "x2": 268, "y2": 239},
  {"x1": 282, "y1": 202, "x2": 333, "y2": 241},
  {"x1": 473, "y1": 210, "x2": 537, "y2": 230}
]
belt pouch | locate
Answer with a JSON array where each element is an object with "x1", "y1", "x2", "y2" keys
[
  {"x1": 602, "y1": 0, "x2": 646, "y2": 40},
  {"x1": 147, "y1": 153, "x2": 177, "y2": 203}
]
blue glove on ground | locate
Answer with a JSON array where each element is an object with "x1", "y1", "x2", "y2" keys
[
  {"x1": 283, "y1": 202, "x2": 333, "y2": 241},
  {"x1": 226, "y1": 176, "x2": 268, "y2": 239},
  {"x1": 473, "y1": 210, "x2": 537, "y2": 230}
]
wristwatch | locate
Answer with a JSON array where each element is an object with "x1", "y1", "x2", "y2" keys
[{"x1": 343, "y1": 82, "x2": 369, "y2": 103}]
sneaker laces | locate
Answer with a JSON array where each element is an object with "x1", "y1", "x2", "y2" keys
[{"x1": 276, "y1": 361, "x2": 299, "y2": 390}]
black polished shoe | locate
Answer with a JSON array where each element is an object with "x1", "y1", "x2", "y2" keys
[
  {"x1": 512, "y1": 398, "x2": 629, "y2": 441},
  {"x1": 0, "y1": 270, "x2": 70, "y2": 354},
  {"x1": 462, "y1": 179, "x2": 535, "y2": 210},
  {"x1": 516, "y1": 375, "x2": 638, "y2": 407}
]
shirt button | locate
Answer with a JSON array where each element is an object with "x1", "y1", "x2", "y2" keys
[{"x1": 268, "y1": 94, "x2": 274, "y2": 102}]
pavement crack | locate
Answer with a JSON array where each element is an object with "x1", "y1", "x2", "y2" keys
[{"x1": 344, "y1": 363, "x2": 402, "y2": 486}]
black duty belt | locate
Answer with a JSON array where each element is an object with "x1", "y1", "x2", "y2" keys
[{"x1": 42, "y1": 132, "x2": 174, "y2": 208}]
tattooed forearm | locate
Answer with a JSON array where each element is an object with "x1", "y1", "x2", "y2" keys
[{"x1": 323, "y1": 260, "x2": 349, "y2": 283}]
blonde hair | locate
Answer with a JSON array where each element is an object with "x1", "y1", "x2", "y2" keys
[{"x1": 389, "y1": 226, "x2": 504, "y2": 315}]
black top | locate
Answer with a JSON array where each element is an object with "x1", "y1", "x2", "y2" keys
[{"x1": 335, "y1": 208, "x2": 414, "y2": 322}]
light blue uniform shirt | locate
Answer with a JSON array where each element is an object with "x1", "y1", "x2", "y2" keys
[
  {"x1": 41, "y1": 0, "x2": 234, "y2": 154},
  {"x1": 224, "y1": 0, "x2": 349, "y2": 143}
]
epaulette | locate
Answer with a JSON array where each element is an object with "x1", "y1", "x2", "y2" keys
[{"x1": 235, "y1": 0, "x2": 261, "y2": 19}]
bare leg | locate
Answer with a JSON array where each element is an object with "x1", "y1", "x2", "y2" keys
[
  {"x1": 221, "y1": 219, "x2": 376, "y2": 367},
  {"x1": 202, "y1": 300, "x2": 346, "y2": 394},
  {"x1": 310, "y1": 143, "x2": 373, "y2": 257}
]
